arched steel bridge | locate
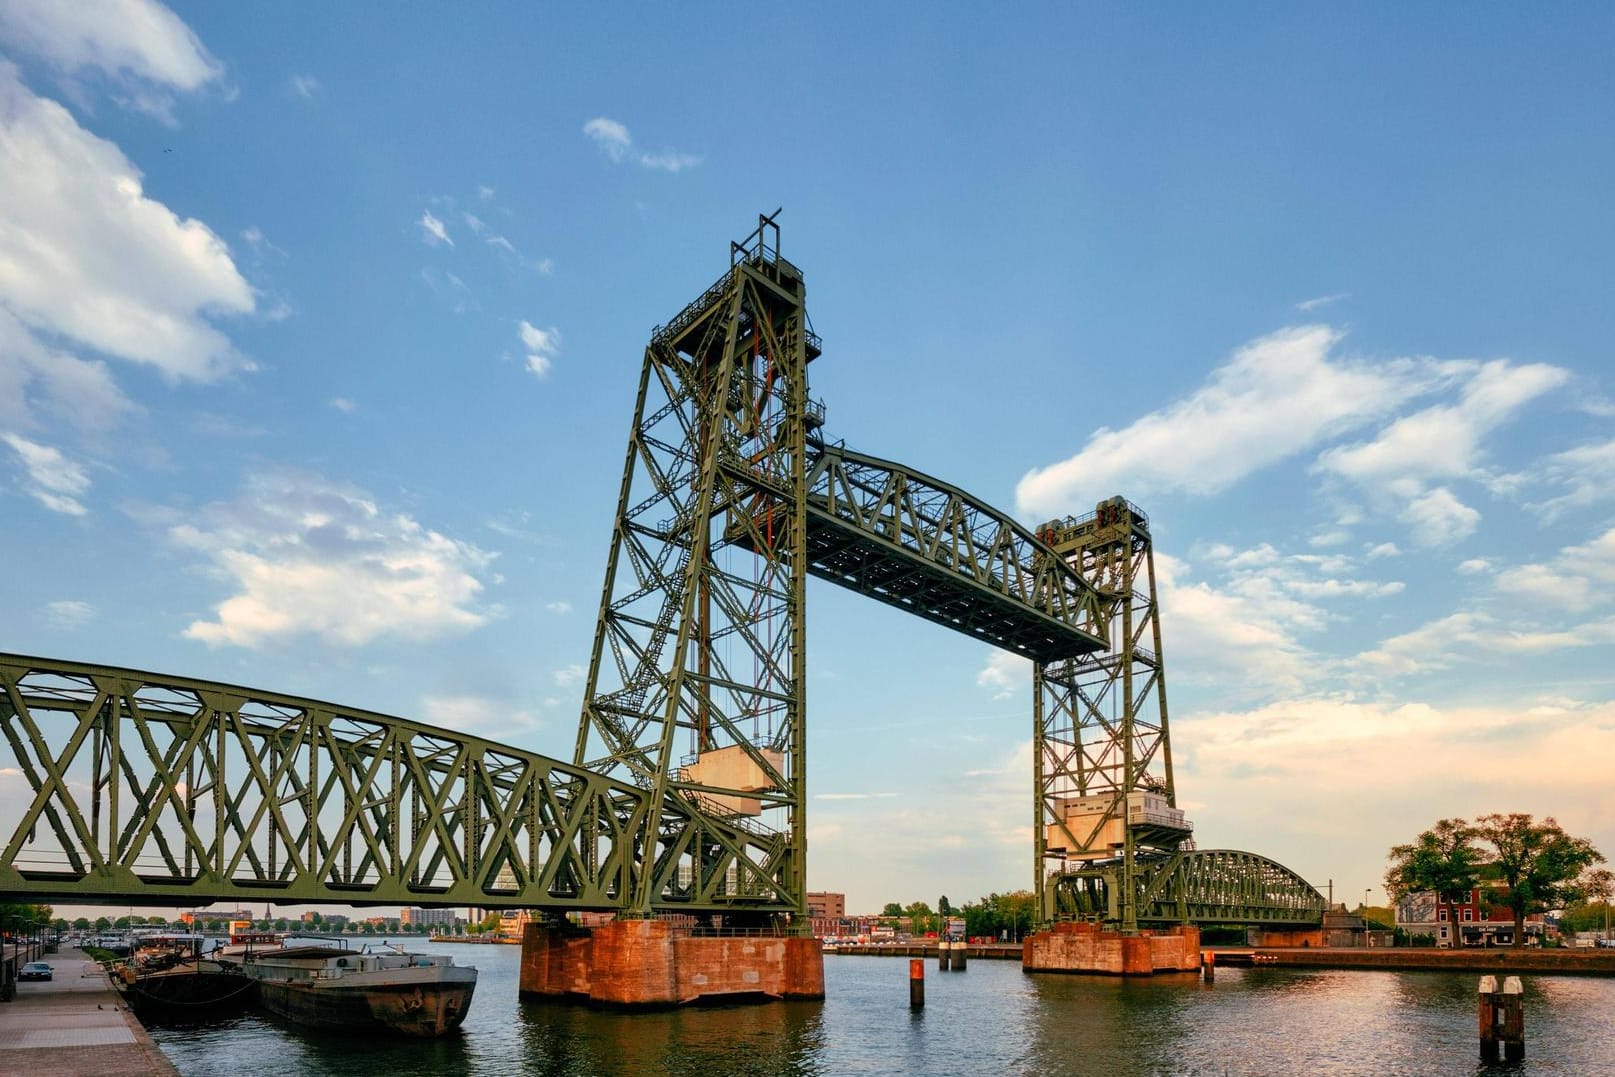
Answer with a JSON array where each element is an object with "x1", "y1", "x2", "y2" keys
[{"x1": 1, "y1": 215, "x2": 1325, "y2": 930}]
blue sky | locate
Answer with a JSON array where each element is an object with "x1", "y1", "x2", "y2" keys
[{"x1": 2, "y1": 3, "x2": 1613, "y2": 917}]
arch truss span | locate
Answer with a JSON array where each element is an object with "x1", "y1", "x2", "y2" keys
[
  {"x1": 1051, "y1": 848, "x2": 1328, "y2": 927},
  {"x1": 796, "y1": 444, "x2": 1109, "y2": 661},
  {"x1": 0, "y1": 654, "x2": 790, "y2": 912}
]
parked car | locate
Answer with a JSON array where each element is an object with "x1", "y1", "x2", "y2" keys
[{"x1": 19, "y1": 962, "x2": 53, "y2": 982}]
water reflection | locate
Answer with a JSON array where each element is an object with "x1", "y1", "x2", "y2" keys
[
  {"x1": 147, "y1": 945, "x2": 1615, "y2": 1076},
  {"x1": 516, "y1": 996, "x2": 825, "y2": 1077}
]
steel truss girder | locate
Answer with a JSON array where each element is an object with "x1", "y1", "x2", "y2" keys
[
  {"x1": 1050, "y1": 849, "x2": 1328, "y2": 927},
  {"x1": 0, "y1": 654, "x2": 787, "y2": 912},
  {"x1": 796, "y1": 446, "x2": 1108, "y2": 661}
]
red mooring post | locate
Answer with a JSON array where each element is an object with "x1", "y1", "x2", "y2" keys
[
  {"x1": 909, "y1": 958, "x2": 925, "y2": 1009},
  {"x1": 1201, "y1": 950, "x2": 1215, "y2": 982}
]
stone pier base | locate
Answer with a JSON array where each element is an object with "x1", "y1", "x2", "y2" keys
[
  {"x1": 1022, "y1": 922, "x2": 1201, "y2": 975},
  {"x1": 520, "y1": 920, "x2": 825, "y2": 1007}
]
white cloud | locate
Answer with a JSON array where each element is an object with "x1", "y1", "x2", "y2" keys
[
  {"x1": 975, "y1": 650, "x2": 1029, "y2": 700},
  {"x1": 0, "y1": 65, "x2": 254, "y2": 382},
  {"x1": 3, "y1": 432, "x2": 90, "y2": 515},
  {"x1": 1456, "y1": 557, "x2": 1491, "y2": 574},
  {"x1": 1400, "y1": 484, "x2": 1481, "y2": 547},
  {"x1": 477, "y1": 184, "x2": 494, "y2": 202},
  {"x1": 637, "y1": 149, "x2": 701, "y2": 173},
  {"x1": 1533, "y1": 438, "x2": 1615, "y2": 520},
  {"x1": 288, "y1": 73, "x2": 318, "y2": 99},
  {"x1": 1320, "y1": 360, "x2": 1566, "y2": 485},
  {"x1": 328, "y1": 397, "x2": 355, "y2": 413},
  {"x1": 0, "y1": 308, "x2": 136, "y2": 431},
  {"x1": 519, "y1": 320, "x2": 559, "y2": 378},
  {"x1": 1495, "y1": 527, "x2": 1615, "y2": 612},
  {"x1": 167, "y1": 470, "x2": 496, "y2": 648},
  {"x1": 1366, "y1": 542, "x2": 1400, "y2": 560},
  {"x1": 544, "y1": 600, "x2": 572, "y2": 614},
  {"x1": 1295, "y1": 292, "x2": 1349, "y2": 312},
  {"x1": 1309, "y1": 529, "x2": 1349, "y2": 547},
  {"x1": 582, "y1": 117, "x2": 631, "y2": 161},
  {"x1": 418, "y1": 210, "x2": 452, "y2": 247},
  {"x1": 814, "y1": 792, "x2": 898, "y2": 801},
  {"x1": 1318, "y1": 360, "x2": 1566, "y2": 545},
  {"x1": 44, "y1": 599, "x2": 94, "y2": 628},
  {"x1": 552, "y1": 664, "x2": 585, "y2": 688},
  {"x1": 421, "y1": 693, "x2": 542, "y2": 739},
  {"x1": 583, "y1": 116, "x2": 701, "y2": 173},
  {"x1": 1016, "y1": 326, "x2": 1419, "y2": 519},
  {"x1": 0, "y1": 1, "x2": 223, "y2": 97}
]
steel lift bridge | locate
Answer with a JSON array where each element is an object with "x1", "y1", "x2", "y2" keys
[{"x1": 0, "y1": 214, "x2": 1324, "y2": 936}]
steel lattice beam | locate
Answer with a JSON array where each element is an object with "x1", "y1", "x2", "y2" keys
[
  {"x1": 1051, "y1": 849, "x2": 1329, "y2": 927},
  {"x1": 0, "y1": 654, "x2": 786, "y2": 911}
]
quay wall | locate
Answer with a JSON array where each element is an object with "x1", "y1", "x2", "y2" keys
[
  {"x1": 1216, "y1": 946, "x2": 1615, "y2": 976},
  {"x1": 520, "y1": 920, "x2": 825, "y2": 1006}
]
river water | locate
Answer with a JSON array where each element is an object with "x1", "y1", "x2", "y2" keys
[{"x1": 149, "y1": 941, "x2": 1615, "y2": 1075}]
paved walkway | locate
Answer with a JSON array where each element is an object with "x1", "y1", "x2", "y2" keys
[{"x1": 0, "y1": 947, "x2": 177, "y2": 1076}]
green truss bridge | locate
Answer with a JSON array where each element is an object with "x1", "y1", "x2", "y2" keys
[{"x1": 1, "y1": 215, "x2": 1325, "y2": 932}]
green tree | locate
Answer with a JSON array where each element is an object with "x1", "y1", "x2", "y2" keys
[
  {"x1": 94, "y1": 916, "x2": 111, "y2": 932},
  {"x1": 880, "y1": 902, "x2": 903, "y2": 918},
  {"x1": 73, "y1": 917, "x2": 90, "y2": 931},
  {"x1": 1473, "y1": 813, "x2": 1604, "y2": 948},
  {"x1": 1583, "y1": 868, "x2": 1613, "y2": 940},
  {"x1": 937, "y1": 896, "x2": 951, "y2": 917},
  {"x1": 903, "y1": 901, "x2": 934, "y2": 935},
  {"x1": 1384, "y1": 818, "x2": 1483, "y2": 947}
]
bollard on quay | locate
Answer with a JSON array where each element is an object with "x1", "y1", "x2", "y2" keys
[
  {"x1": 952, "y1": 942, "x2": 966, "y2": 972},
  {"x1": 909, "y1": 958, "x2": 925, "y2": 1009},
  {"x1": 937, "y1": 942, "x2": 951, "y2": 971}
]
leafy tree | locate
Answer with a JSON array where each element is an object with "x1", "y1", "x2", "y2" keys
[
  {"x1": 1583, "y1": 868, "x2": 1614, "y2": 940},
  {"x1": 903, "y1": 901, "x2": 934, "y2": 934},
  {"x1": 937, "y1": 896, "x2": 951, "y2": 917},
  {"x1": 880, "y1": 902, "x2": 903, "y2": 918},
  {"x1": 94, "y1": 916, "x2": 111, "y2": 932},
  {"x1": 1473, "y1": 813, "x2": 1604, "y2": 948},
  {"x1": 73, "y1": 917, "x2": 90, "y2": 931},
  {"x1": 1384, "y1": 818, "x2": 1483, "y2": 946}
]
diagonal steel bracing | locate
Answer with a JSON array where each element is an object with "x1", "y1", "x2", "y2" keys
[{"x1": 0, "y1": 653, "x2": 781, "y2": 911}]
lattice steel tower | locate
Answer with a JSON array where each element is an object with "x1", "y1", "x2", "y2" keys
[
  {"x1": 574, "y1": 213, "x2": 818, "y2": 925},
  {"x1": 1034, "y1": 497, "x2": 1191, "y2": 933}
]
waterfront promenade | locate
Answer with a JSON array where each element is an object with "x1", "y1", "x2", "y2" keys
[{"x1": 0, "y1": 946, "x2": 177, "y2": 1076}]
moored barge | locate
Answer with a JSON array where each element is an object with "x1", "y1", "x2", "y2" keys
[{"x1": 239, "y1": 945, "x2": 476, "y2": 1037}]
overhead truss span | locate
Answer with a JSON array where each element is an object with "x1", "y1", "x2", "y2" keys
[{"x1": 794, "y1": 444, "x2": 1108, "y2": 662}]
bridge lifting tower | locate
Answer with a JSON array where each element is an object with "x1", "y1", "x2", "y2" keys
[
  {"x1": 573, "y1": 211, "x2": 818, "y2": 929},
  {"x1": 1034, "y1": 496, "x2": 1191, "y2": 934}
]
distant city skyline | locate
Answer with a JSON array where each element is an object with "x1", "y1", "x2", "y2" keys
[{"x1": 2, "y1": 3, "x2": 1613, "y2": 915}]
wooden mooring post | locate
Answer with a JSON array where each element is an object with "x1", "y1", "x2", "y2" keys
[
  {"x1": 1201, "y1": 950, "x2": 1215, "y2": 982},
  {"x1": 909, "y1": 958, "x2": 925, "y2": 1009},
  {"x1": 937, "y1": 943, "x2": 951, "y2": 971},
  {"x1": 951, "y1": 942, "x2": 966, "y2": 971},
  {"x1": 1478, "y1": 974, "x2": 1525, "y2": 1062}
]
